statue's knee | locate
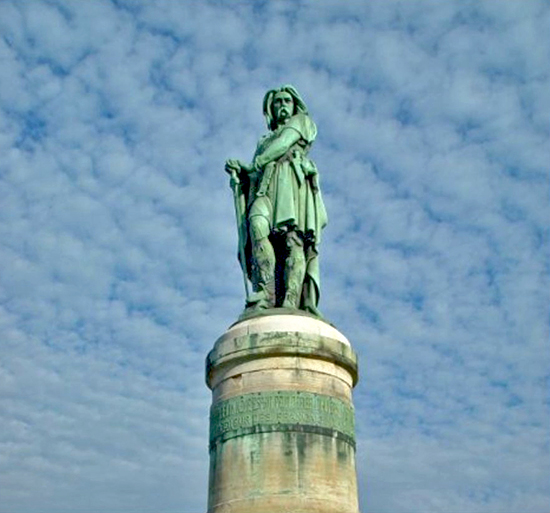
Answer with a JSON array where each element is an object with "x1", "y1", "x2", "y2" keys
[{"x1": 250, "y1": 215, "x2": 270, "y2": 241}]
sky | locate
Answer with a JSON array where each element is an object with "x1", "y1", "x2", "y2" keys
[{"x1": 0, "y1": 1, "x2": 548, "y2": 512}]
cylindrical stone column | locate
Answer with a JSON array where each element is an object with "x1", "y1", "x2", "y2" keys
[{"x1": 205, "y1": 313, "x2": 359, "y2": 513}]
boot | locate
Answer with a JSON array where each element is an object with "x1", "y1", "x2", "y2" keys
[{"x1": 249, "y1": 237, "x2": 276, "y2": 309}]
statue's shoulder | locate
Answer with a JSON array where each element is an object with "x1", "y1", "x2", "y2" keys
[
  {"x1": 285, "y1": 113, "x2": 317, "y2": 143},
  {"x1": 256, "y1": 131, "x2": 276, "y2": 154}
]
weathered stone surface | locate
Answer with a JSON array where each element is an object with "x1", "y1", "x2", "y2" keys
[
  {"x1": 211, "y1": 355, "x2": 353, "y2": 403},
  {"x1": 223, "y1": 311, "x2": 351, "y2": 346},
  {"x1": 206, "y1": 313, "x2": 360, "y2": 513},
  {"x1": 208, "y1": 431, "x2": 358, "y2": 513}
]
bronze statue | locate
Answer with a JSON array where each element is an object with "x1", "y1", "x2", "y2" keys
[{"x1": 225, "y1": 85, "x2": 327, "y2": 316}]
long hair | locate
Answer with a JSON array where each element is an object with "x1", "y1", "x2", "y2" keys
[{"x1": 262, "y1": 85, "x2": 309, "y2": 131}]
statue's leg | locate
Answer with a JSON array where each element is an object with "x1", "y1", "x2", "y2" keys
[
  {"x1": 249, "y1": 215, "x2": 275, "y2": 308},
  {"x1": 282, "y1": 231, "x2": 306, "y2": 309}
]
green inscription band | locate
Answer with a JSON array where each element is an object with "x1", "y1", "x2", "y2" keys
[{"x1": 210, "y1": 391, "x2": 355, "y2": 444}]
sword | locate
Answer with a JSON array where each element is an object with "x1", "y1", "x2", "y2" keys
[{"x1": 229, "y1": 168, "x2": 250, "y2": 298}]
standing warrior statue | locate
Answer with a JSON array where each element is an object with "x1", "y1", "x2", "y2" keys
[{"x1": 225, "y1": 85, "x2": 327, "y2": 316}]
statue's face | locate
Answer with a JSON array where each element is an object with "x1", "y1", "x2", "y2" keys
[{"x1": 273, "y1": 91, "x2": 294, "y2": 125}]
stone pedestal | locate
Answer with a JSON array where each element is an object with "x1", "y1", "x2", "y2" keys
[{"x1": 205, "y1": 312, "x2": 359, "y2": 513}]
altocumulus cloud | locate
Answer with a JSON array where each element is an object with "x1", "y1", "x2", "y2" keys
[{"x1": 0, "y1": 1, "x2": 548, "y2": 512}]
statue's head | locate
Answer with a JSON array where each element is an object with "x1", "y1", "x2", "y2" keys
[{"x1": 263, "y1": 85, "x2": 308, "y2": 131}]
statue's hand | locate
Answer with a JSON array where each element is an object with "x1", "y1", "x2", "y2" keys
[
  {"x1": 226, "y1": 159, "x2": 255, "y2": 175},
  {"x1": 303, "y1": 158, "x2": 318, "y2": 177},
  {"x1": 225, "y1": 159, "x2": 241, "y2": 174}
]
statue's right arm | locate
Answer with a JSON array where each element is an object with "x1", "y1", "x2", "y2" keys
[{"x1": 253, "y1": 128, "x2": 301, "y2": 169}]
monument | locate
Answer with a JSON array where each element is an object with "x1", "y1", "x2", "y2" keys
[{"x1": 206, "y1": 85, "x2": 360, "y2": 513}]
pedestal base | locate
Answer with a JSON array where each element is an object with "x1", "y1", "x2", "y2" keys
[{"x1": 205, "y1": 313, "x2": 359, "y2": 513}]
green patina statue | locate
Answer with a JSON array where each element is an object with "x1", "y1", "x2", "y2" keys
[{"x1": 225, "y1": 85, "x2": 327, "y2": 316}]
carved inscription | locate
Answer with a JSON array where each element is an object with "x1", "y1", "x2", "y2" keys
[{"x1": 210, "y1": 391, "x2": 355, "y2": 441}]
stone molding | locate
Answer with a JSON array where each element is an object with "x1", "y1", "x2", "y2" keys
[{"x1": 206, "y1": 329, "x2": 358, "y2": 390}]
